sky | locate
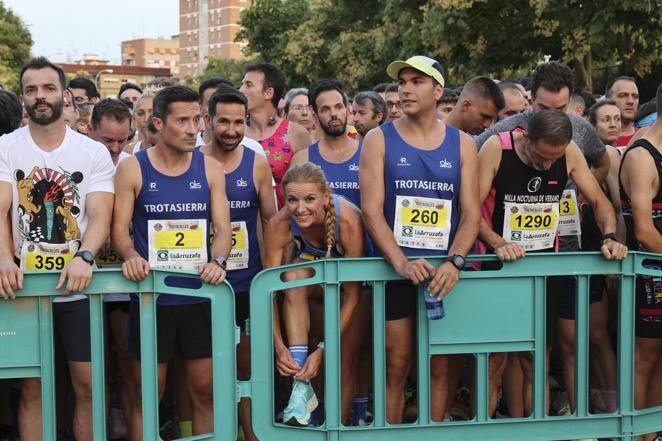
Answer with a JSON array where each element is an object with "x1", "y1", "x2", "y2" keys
[{"x1": 4, "y1": 0, "x2": 179, "y2": 64}]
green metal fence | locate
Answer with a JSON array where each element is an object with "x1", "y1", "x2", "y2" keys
[
  {"x1": 0, "y1": 269, "x2": 237, "y2": 441},
  {"x1": 248, "y1": 252, "x2": 662, "y2": 441}
]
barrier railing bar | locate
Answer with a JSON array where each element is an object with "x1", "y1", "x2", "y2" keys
[
  {"x1": 323, "y1": 276, "x2": 341, "y2": 431},
  {"x1": 428, "y1": 341, "x2": 534, "y2": 355},
  {"x1": 138, "y1": 292, "x2": 160, "y2": 440},
  {"x1": 618, "y1": 274, "x2": 635, "y2": 417},
  {"x1": 38, "y1": 297, "x2": 57, "y2": 441},
  {"x1": 89, "y1": 294, "x2": 107, "y2": 440},
  {"x1": 416, "y1": 286, "x2": 431, "y2": 426},
  {"x1": 476, "y1": 352, "x2": 489, "y2": 423},
  {"x1": 533, "y1": 275, "x2": 546, "y2": 420},
  {"x1": 372, "y1": 281, "x2": 386, "y2": 429},
  {"x1": 575, "y1": 274, "x2": 590, "y2": 418}
]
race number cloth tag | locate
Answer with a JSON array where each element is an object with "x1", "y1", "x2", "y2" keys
[
  {"x1": 503, "y1": 202, "x2": 559, "y2": 251},
  {"x1": 95, "y1": 248, "x2": 124, "y2": 269},
  {"x1": 148, "y1": 219, "x2": 207, "y2": 269},
  {"x1": 21, "y1": 241, "x2": 78, "y2": 271},
  {"x1": 558, "y1": 189, "x2": 581, "y2": 237},
  {"x1": 394, "y1": 195, "x2": 451, "y2": 250},
  {"x1": 227, "y1": 221, "x2": 249, "y2": 270}
]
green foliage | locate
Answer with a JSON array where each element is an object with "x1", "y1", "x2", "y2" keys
[
  {"x1": 0, "y1": 1, "x2": 33, "y2": 92},
  {"x1": 236, "y1": 0, "x2": 662, "y2": 93}
]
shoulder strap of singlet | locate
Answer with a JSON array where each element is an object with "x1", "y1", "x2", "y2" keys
[
  {"x1": 277, "y1": 118, "x2": 289, "y2": 135},
  {"x1": 619, "y1": 138, "x2": 662, "y2": 185},
  {"x1": 498, "y1": 131, "x2": 514, "y2": 150}
]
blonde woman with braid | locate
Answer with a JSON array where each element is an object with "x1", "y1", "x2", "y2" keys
[{"x1": 264, "y1": 162, "x2": 365, "y2": 427}]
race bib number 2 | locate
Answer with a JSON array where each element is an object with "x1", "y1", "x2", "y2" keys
[
  {"x1": 148, "y1": 219, "x2": 207, "y2": 269},
  {"x1": 394, "y1": 195, "x2": 452, "y2": 250}
]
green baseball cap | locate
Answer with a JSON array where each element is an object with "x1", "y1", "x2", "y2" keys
[{"x1": 386, "y1": 55, "x2": 445, "y2": 87}]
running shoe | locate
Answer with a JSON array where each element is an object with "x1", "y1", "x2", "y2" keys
[{"x1": 283, "y1": 380, "x2": 318, "y2": 427}]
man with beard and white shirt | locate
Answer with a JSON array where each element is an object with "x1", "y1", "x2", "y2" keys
[
  {"x1": 199, "y1": 85, "x2": 277, "y2": 441},
  {"x1": 0, "y1": 57, "x2": 115, "y2": 441}
]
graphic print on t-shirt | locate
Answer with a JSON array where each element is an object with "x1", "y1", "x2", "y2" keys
[{"x1": 15, "y1": 165, "x2": 83, "y2": 245}]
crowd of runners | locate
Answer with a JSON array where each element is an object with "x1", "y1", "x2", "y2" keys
[{"x1": 0, "y1": 54, "x2": 660, "y2": 441}]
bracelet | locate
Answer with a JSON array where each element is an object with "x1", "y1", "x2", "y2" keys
[
  {"x1": 601, "y1": 233, "x2": 619, "y2": 244},
  {"x1": 317, "y1": 341, "x2": 325, "y2": 351}
]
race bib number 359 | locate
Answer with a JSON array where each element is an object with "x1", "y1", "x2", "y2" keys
[
  {"x1": 394, "y1": 195, "x2": 452, "y2": 250},
  {"x1": 20, "y1": 242, "x2": 77, "y2": 272}
]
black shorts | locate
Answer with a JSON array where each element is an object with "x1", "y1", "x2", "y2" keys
[
  {"x1": 53, "y1": 299, "x2": 91, "y2": 362},
  {"x1": 105, "y1": 301, "x2": 130, "y2": 315},
  {"x1": 235, "y1": 291, "x2": 249, "y2": 332},
  {"x1": 554, "y1": 275, "x2": 604, "y2": 321},
  {"x1": 128, "y1": 301, "x2": 212, "y2": 363},
  {"x1": 385, "y1": 280, "x2": 417, "y2": 321},
  {"x1": 635, "y1": 272, "x2": 662, "y2": 338}
]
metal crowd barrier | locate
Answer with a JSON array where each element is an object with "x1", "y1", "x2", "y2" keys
[
  {"x1": 0, "y1": 269, "x2": 237, "y2": 441},
  {"x1": 248, "y1": 252, "x2": 662, "y2": 441}
]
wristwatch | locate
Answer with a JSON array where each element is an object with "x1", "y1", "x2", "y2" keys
[
  {"x1": 444, "y1": 254, "x2": 466, "y2": 271},
  {"x1": 601, "y1": 233, "x2": 619, "y2": 244},
  {"x1": 74, "y1": 250, "x2": 95, "y2": 266},
  {"x1": 213, "y1": 256, "x2": 228, "y2": 270}
]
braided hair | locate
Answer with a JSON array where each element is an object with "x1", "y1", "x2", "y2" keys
[{"x1": 282, "y1": 162, "x2": 336, "y2": 257}]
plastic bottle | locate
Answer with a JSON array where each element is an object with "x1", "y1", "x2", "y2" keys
[{"x1": 423, "y1": 281, "x2": 445, "y2": 320}]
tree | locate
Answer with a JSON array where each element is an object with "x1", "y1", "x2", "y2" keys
[
  {"x1": 199, "y1": 58, "x2": 251, "y2": 88},
  {"x1": 0, "y1": 1, "x2": 32, "y2": 92},
  {"x1": 236, "y1": 0, "x2": 662, "y2": 93}
]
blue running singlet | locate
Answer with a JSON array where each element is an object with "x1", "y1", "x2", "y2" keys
[
  {"x1": 381, "y1": 122, "x2": 461, "y2": 257},
  {"x1": 308, "y1": 142, "x2": 362, "y2": 208},
  {"x1": 225, "y1": 147, "x2": 262, "y2": 293},
  {"x1": 133, "y1": 149, "x2": 211, "y2": 305}
]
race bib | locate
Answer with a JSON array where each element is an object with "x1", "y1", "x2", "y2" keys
[
  {"x1": 148, "y1": 219, "x2": 207, "y2": 269},
  {"x1": 394, "y1": 195, "x2": 452, "y2": 250},
  {"x1": 558, "y1": 189, "x2": 581, "y2": 237},
  {"x1": 502, "y1": 202, "x2": 559, "y2": 251},
  {"x1": 95, "y1": 248, "x2": 124, "y2": 269},
  {"x1": 227, "y1": 221, "x2": 249, "y2": 270},
  {"x1": 21, "y1": 241, "x2": 78, "y2": 272}
]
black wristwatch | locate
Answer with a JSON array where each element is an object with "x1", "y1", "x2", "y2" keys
[
  {"x1": 213, "y1": 256, "x2": 228, "y2": 270},
  {"x1": 74, "y1": 250, "x2": 95, "y2": 266},
  {"x1": 601, "y1": 233, "x2": 619, "y2": 244},
  {"x1": 444, "y1": 254, "x2": 466, "y2": 271}
]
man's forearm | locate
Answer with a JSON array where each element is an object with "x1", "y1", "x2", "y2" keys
[
  {"x1": 79, "y1": 217, "x2": 110, "y2": 255},
  {"x1": 478, "y1": 218, "x2": 505, "y2": 250},
  {"x1": 447, "y1": 213, "x2": 479, "y2": 257},
  {"x1": 591, "y1": 153, "x2": 610, "y2": 184},
  {"x1": 364, "y1": 211, "x2": 408, "y2": 269},
  {"x1": 113, "y1": 229, "x2": 140, "y2": 260},
  {"x1": 593, "y1": 198, "x2": 617, "y2": 236}
]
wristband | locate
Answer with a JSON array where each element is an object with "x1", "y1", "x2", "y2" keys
[
  {"x1": 317, "y1": 341, "x2": 325, "y2": 351},
  {"x1": 601, "y1": 233, "x2": 619, "y2": 244}
]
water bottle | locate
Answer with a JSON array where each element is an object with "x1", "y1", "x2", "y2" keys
[{"x1": 423, "y1": 281, "x2": 445, "y2": 320}]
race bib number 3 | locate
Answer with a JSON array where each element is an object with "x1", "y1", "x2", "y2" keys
[
  {"x1": 148, "y1": 219, "x2": 208, "y2": 269},
  {"x1": 394, "y1": 195, "x2": 452, "y2": 250},
  {"x1": 21, "y1": 242, "x2": 78, "y2": 272},
  {"x1": 227, "y1": 221, "x2": 249, "y2": 270},
  {"x1": 503, "y1": 202, "x2": 559, "y2": 251},
  {"x1": 558, "y1": 189, "x2": 581, "y2": 237}
]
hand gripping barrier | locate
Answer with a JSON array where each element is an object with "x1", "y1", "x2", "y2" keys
[
  {"x1": 247, "y1": 252, "x2": 662, "y2": 441},
  {"x1": 0, "y1": 269, "x2": 237, "y2": 441}
]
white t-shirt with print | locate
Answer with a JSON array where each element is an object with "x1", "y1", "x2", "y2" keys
[{"x1": 0, "y1": 126, "x2": 115, "y2": 302}]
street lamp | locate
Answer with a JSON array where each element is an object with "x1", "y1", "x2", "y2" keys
[{"x1": 95, "y1": 69, "x2": 114, "y2": 94}]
